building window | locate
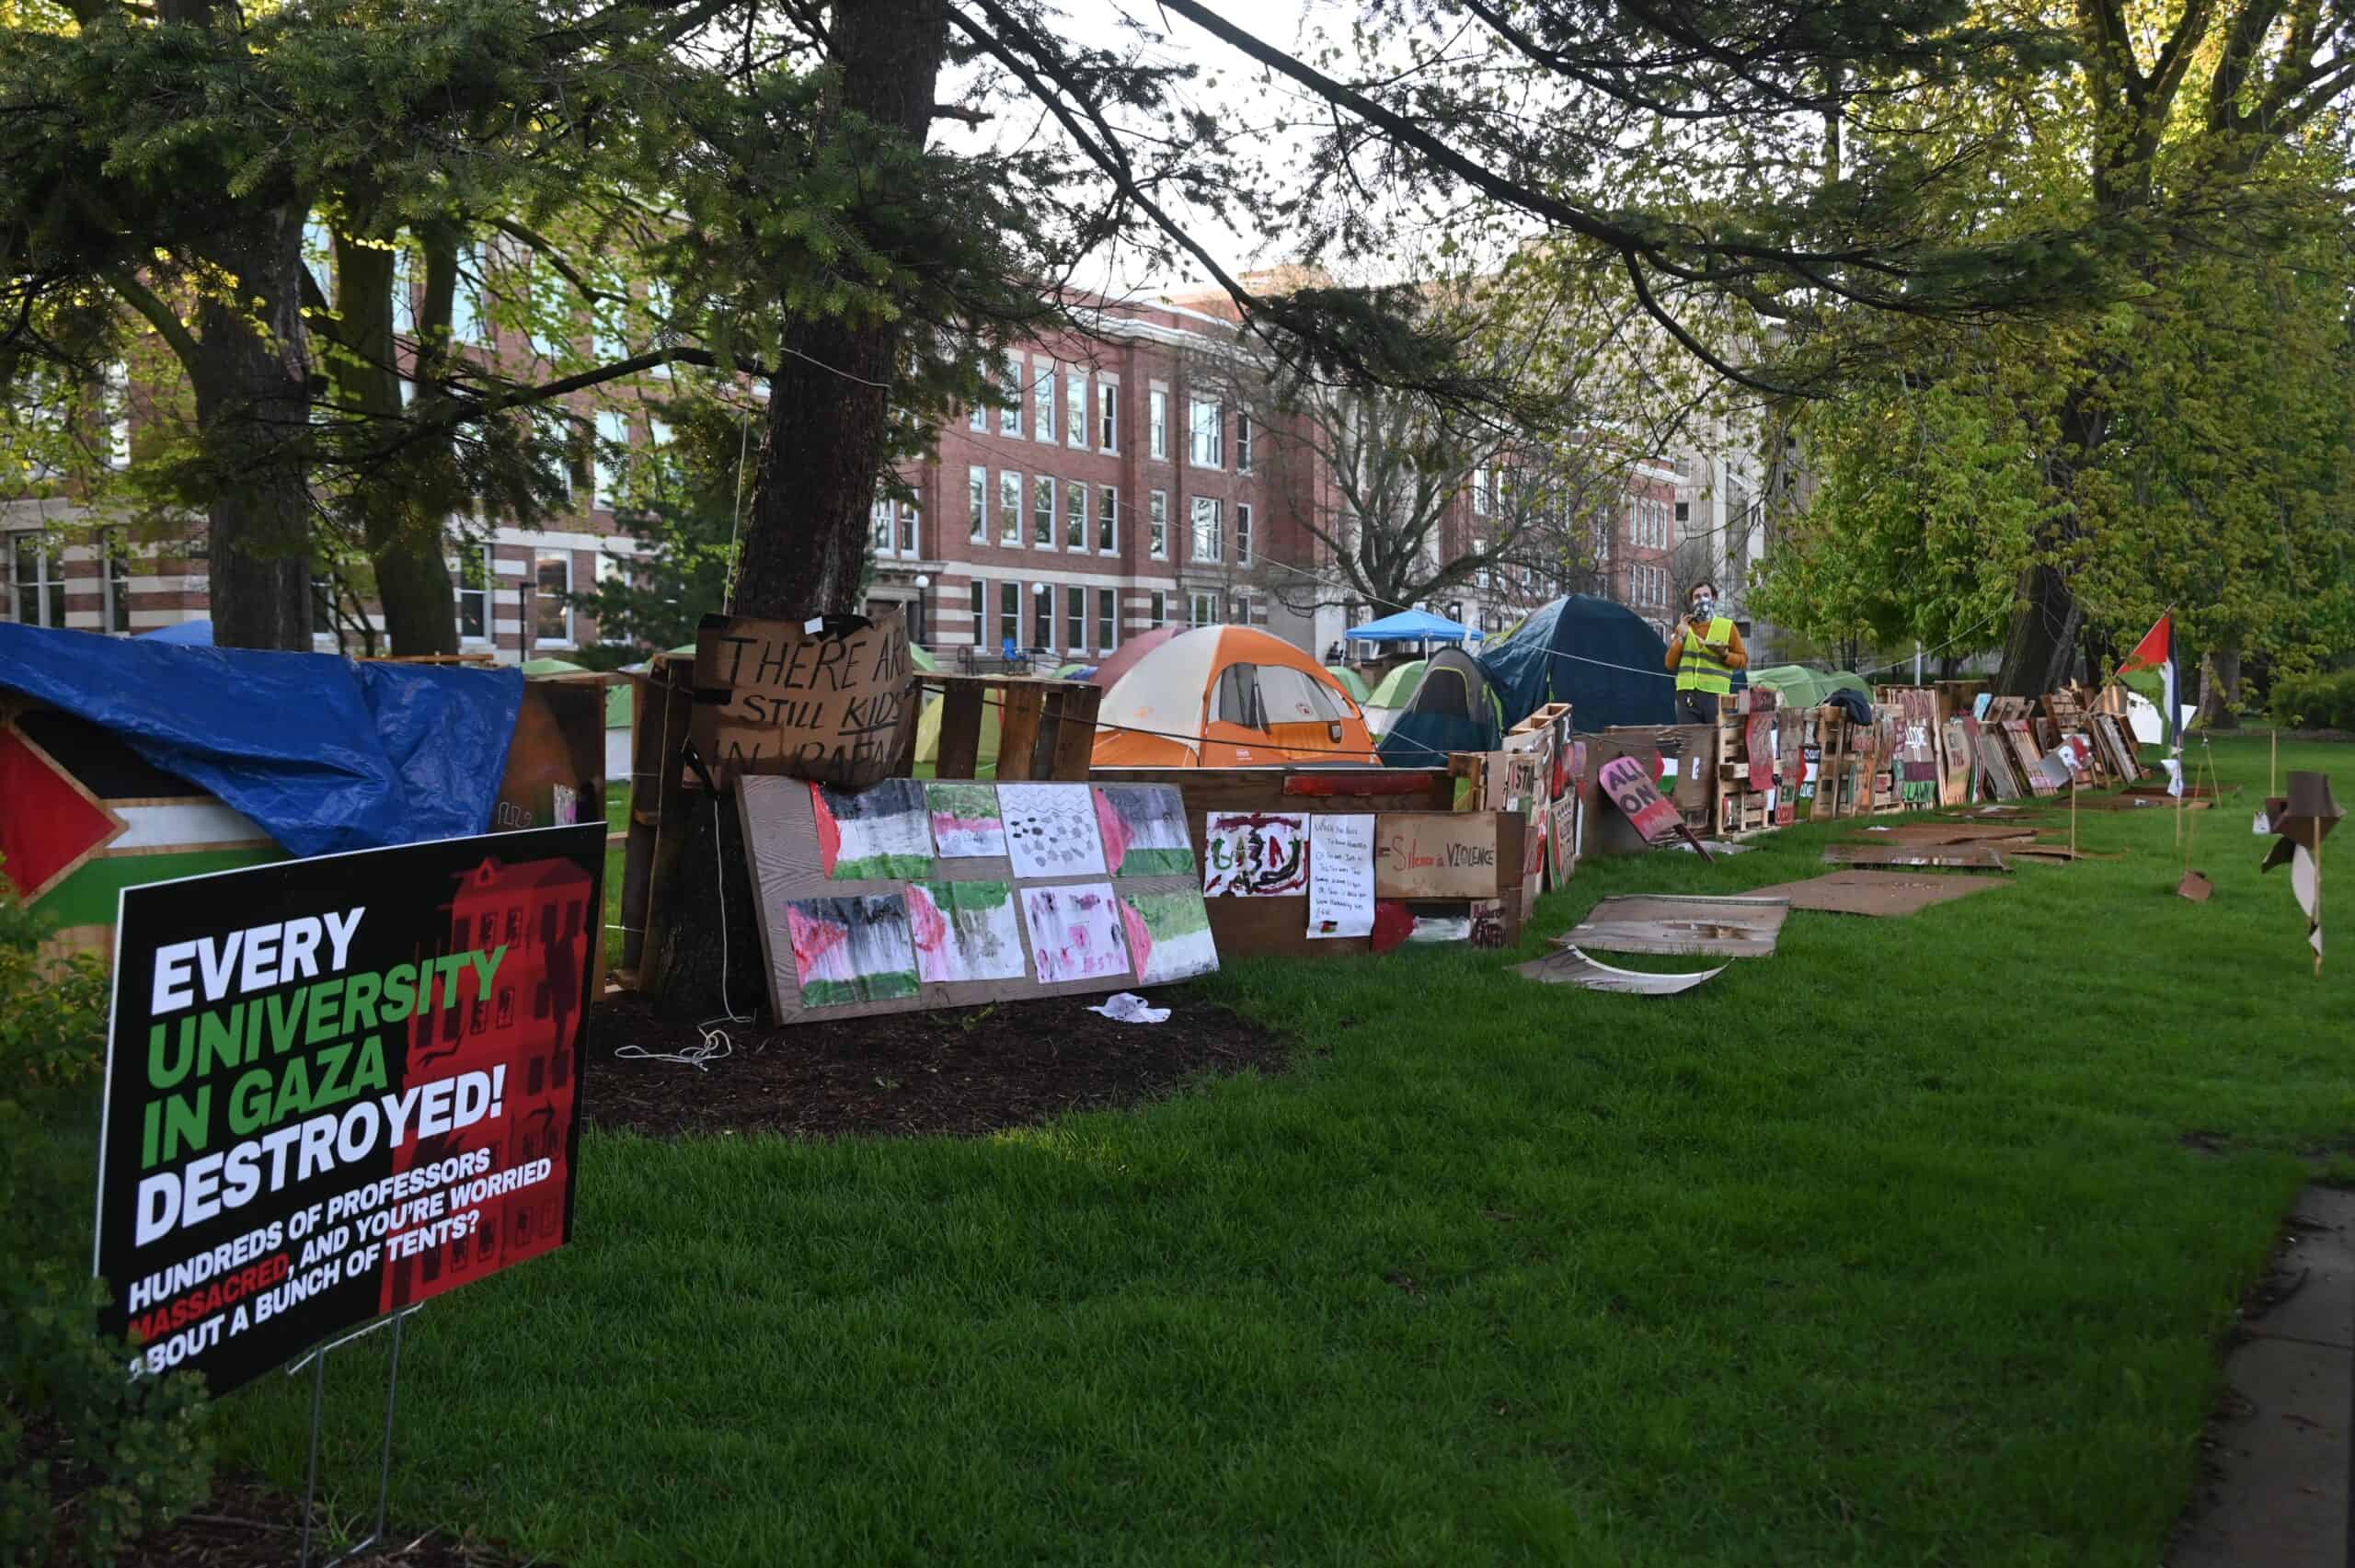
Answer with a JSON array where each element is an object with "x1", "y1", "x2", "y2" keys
[
  {"x1": 1097, "y1": 588, "x2": 1116, "y2": 652},
  {"x1": 1189, "y1": 590, "x2": 1217, "y2": 628},
  {"x1": 1097, "y1": 486, "x2": 1117, "y2": 554},
  {"x1": 106, "y1": 362, "x2": 131, "y2": 469},
  {"x1": 1001, "y1": 355, "x2": 1023, "y2": 436},
  {"x1": 970, "y1": 580, "x2": 985, "y2": 645},
  {"x1": 998, "y1": 471, "x2": 1023, "y2": 544},
  {"x1": 451, "y1": 242, "x2": 486, "y2": 344},
  {"x1": 1032, "y1": 475, "x2": 1055, "y2": 548},
  {"x1": 1149, "y1": 389, "x2": 1167, "y2": 459},
  {"x1": 969, "y1": 466, "x2": 987, "y2": 542},
  {"x1": 1033, "y1": 584, "x2": 1052, "y2": 650},
  {"x1": 998, "y1": 581, "x2": 1019, "y2": 653},
  {"x1": 1235, "y1": 413, "x2": 1252, "y2": 474},
  {"x1": 455, "y1": 545, "x2": 493, "y2": 641},
  {"x1": 1032, "y1": 362, "x2": 1055, "y2": 442},
  {"x1": 1066, "y1": 586, "x2": 1085, "y2": 653},
  {"x1": 1066, "y1": 372, "x2": 1087, "y2": 448},
  {"x1": 534, "y1": 553, "x2": 571, "y2": 645},
  {"x1": 1148, "y1": 491, "x2": 1167, "y2": 559},
  {"x1": 1097, "y1": 383, "x2": 1118, "y2": 451},
  {"x1": 592, "y1": 409, "x2": 629, "y2": 510},
  {"x1": 1064, "y1": 483, "x2": 1086, "y2": 550},
  {"x1": 969, "y1": 399, "x2": 986, "y2": 432},
  {"x1": 99, "y1": 529, "x2": 131, "y2": 634},
  {"x1": 1190, "y1": 497, "x2": 1223, "y2": 562},
  {"x1": 870, "y1": 497, "x2": 894, "y2": 555},
  {"x1": 7, "y1": 534, "x2": 62, "y2": 627},
  {"x1": 1189, "y1": 396, "x2": 1223, "y2": 466},
  {"x1": 1235, "y1": 503, "x2": 1252, "y2": 566},
  {"x1": 897, "y1": 501, "x2": 919, "y2": 558},
  {"x1": 1149, "y1": 590, "x2": 1166, "y2": 629},
  {"x1": 1230, "y1": 592, "x2": 1250, "y2": 626}
]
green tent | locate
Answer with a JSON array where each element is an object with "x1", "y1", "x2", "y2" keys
[
  {"x1": 1367, "y1": 659, "x2": 1428, "y2": 709},
  {"x1": 1325, "y1": 665, "x2": 1372, "y2": 704},
  {"x1": 521, "y1": 657, "x2": 587, "y2": 675},
  {"x1": 912, "y1": 690, "x2": 1002, "y2": 777},
  {"x1": 606, "y1": 682, "x2": 632, "y2": 731},
  {"x1": 911, "y1": 644, "x2": 940, "y2": 672},
  {"x1": 1749, "y1": 665, "x2": 1873, "y2": 710}
]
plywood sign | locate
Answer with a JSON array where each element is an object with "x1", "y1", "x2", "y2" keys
[
  {"x1": 693, "y1": 611, "x2": 917, "y2": 788},
  {"x1": 1373, "y1": 812, "x2": 1502, "y2": 898},
  {"x1": 739, "y1": 775, "x2": 1215, "y2": 1024}
]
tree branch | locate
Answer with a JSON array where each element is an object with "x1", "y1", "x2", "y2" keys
[{"x1": 101, "y1": 269, "x2": 201, "y2": 375}]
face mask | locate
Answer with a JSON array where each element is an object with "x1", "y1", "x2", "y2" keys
[{"x1": 1691, "y1": 599, "x2": 1713, "y2": 618}]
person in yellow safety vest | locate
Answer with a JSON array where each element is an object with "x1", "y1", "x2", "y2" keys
[{"x1": 1664, "y1": 579, "x2": 1748, "y2": 725}]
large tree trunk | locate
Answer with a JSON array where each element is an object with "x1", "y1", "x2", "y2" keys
[
  {"x1": 657, "y1": 0, "x2": 948, "y2": 1023},
  {"x1": 330, "y1": 235, "x2": 460, "y2": 655},
  {"x1": 2198, "y1": 639, "x2": 2242, "y2": 729},
  {"x1": 189, "y1": 203, "x2": 315, "y2": 651},
  {"x1": 1994, "y1": 562, "x2": 2082, "y2": 695}
]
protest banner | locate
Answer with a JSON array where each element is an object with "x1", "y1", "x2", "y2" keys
[
  {"x1": 92, "y1": 825, "x2": 604, "y2": 1395},
  {"x1": 691, "y1": 610, "x2": 916, "y2": 789}
]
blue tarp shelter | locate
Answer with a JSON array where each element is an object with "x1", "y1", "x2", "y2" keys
[
  {"x1": 1348, "y1": 608, "x2": 1473, "y2": 644},
  {"x1": 137, "y1": 618, "x2": 214, "y2": 645},
  {"x1": 1378, "y1": 647, "x2": 1502, "y2": 766},
  {"x1": 1477, "y1": 595, "x2": 1678, "y2": 732},
  {"x1": 0, "y1": 623, "x2": 523, "y2": 856}
]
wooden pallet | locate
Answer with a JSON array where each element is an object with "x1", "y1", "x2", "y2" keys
[{"x1": 892, "y1": 672, "x2": 1103, "y2": 782}]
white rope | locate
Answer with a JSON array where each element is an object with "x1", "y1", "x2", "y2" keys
[{"x1": 615, "y1": 794, "x2": 754, "y2": 1070}]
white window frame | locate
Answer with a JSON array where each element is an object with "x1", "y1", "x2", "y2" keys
[
  {"x1": 592, "y1": 409, "x2": 630, "y2": 510},
  {"x1": 999, "y1": 471, "x2": 1023, "y2": 544},
  {"x1": 1190, "y1": 496, "x2": 1223, "y2": 563},
  {"x1": 998, "y1": 581, "x2": 1020, "y2": 653},
  {"x1": 1097, "y1": 382, "x2": 1119, "y2": 452},
  {"x1": 1235, "y1": 502, "x2": 1252, "y2": 566},
  {"x1": 1189, "y1": 590, "x2": 1217, "y2": 628},
  {"x1": 1149, "y1": 590, "x2": 1166, "y2": 629},
  {"x1": 1149, "y1": 388, "x2": 1168, "y2": 460},
  {"x1": 1235, "y1": 412, "x2": 1252, "y2": 474},
  {"x1": 454, "y1": 543, "x2": 494, "y2": 643},
  {"x1": 1189, "y1": 395, "x2": 1223, "y2": 467},
  {"x1": 1065, "y1": 372, "x2": 1088, "y2": 449},
  {"x1": 1097, "y1": 485, "x2": 1118, "y2": 555},
  {"x1": 1063, "y1": 482, "x2": 1086, "y2": 550},
  {"x1": 105, "y1": 362, "x2": 131, "y2": 470},
  {"x1": 1097, "y1": 587, "x2": 1116, "y2": 653},
  {"x1": 1001, "y1": 355, "x2": 1024, "y2": 436},
  {"x1": 1032, "y1": 474, "x2": 1056, "y2": 548},
  {"x1": 1031, "y1": 361, "x2": 1055, "y2": 443},
  {"x1": 1231, "y1": 591, "x2": 1250, "y2": 626},
  {"x1": 969, "y1": 466, "x2": 988, "y2": 543},
  {"x1": 533, "y1": 552, "x2": 574, "y2": 647},
  {"x1": 970, "y1": 579, "x2": 986, "y2": 645},
  {"x1": 1148, "y1": 490, "x2": 1168, "y2": 559},
  {"x1": 1033, "y1": 583, "x2": 1053, "y2": 649},
  {"x1": 1065, "y1": 585, "x2": 1086, "y2": 654},
  {"x1": 969, "y1": 400, "x2": 987, "y2": 432},
  {"x1": 6, "y1": 532, "x2": 63, "y2": 628},
  {"x1": 99, "y1": 529, "x2": 132, "y2": 634}
]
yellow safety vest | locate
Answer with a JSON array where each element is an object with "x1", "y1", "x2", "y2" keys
[{"x1": 1676, "y1": 616, "x2": 1737, "y2": 694}]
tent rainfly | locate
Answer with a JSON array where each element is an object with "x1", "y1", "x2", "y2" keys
[
  {"x1": 1348, "y1": 608, "x2": 1474, "y2": 643},
  {"x1": 1092, "y1": 626, "x2": 1378, "y2": 767}
]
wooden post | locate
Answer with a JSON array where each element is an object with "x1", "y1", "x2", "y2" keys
[{"x1": 2270, "y1": 727, "x2": 2278, "y2": 797}]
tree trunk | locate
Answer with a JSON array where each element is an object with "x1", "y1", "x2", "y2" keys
[
  {"x1": 2198, "y1": 639, "x2": 2242, "y2": 730},
  {"x1": 731, "y1": 0, "x2": 948, "y2": 621},
  {"x1": 329, "y1": 235, "x2": 460, "y2": 655},
  {"x1": 190, "y1": 204, "x2": 316, "y2": 651},
  {"x1": 657, "y1": 0, "x2": 948, "y2": 1022}
]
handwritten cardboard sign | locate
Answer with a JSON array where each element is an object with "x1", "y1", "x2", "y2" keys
[
  {"x1": 691, "y1": 611, "x2": 916, "y2": 789},
  {"x1": 1374, "y1": 812, "x2": 1503, "y2": 898},
  {"x1": 1599, "y1": 755, "x2": 1709, "y2": 859}
]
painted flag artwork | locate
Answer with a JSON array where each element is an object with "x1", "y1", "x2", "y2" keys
[
  {"x1": 812, "y1": 780, "x2": 933, "y2": 880},
  {"x1": 2120, "y1": 612, "x2": 2179, "y2": 753},
  {"x1": 906, "y1": 880, "x2": 1028, "y2": 984},
  {"x1": 1745, "y1": 714, "x2": 1775, "y2": 791},
  {"x1": 785, "y1": 895, "x2": 921, "y2": 1007},
  {"x1": 1202, "y1": 811, "x2": 1311, "y2": 897},
  {"x1": 1118, "y1": 888, "x2": 1220, "y2": 984},
  {"x1": 1599, "y1": 755, "x2": 1701, "y2": 854},
  {"x1": 925, "y1": 781, "x2": 1006, "y2": 858},
  {"x1": 997, "y1": 783, "x2": 1108, "y2": 878},
  {"x1": 1093, "y1": 784, "x2": 1196, "y2": 876},
  {"x1": 0, "y1": 721, "x2": 126, "y2": 902},
  {"x1": 1019, "y1": 881, "x2": 1132, "y2": 985}
]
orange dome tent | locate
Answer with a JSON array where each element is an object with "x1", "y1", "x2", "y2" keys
[{"x1": 1091, "y1": 626, "x2": 1379, "y2": 767}]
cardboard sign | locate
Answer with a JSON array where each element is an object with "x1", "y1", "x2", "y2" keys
[
  {"x1": 93, "y1": 826, "x2": 604, "y2": 1396},
  {"x1": 1374, "y1": 812, "x2": 1505, "y2": 898},
  {"x1": 1598, "y1": 755, "x2": 1688, "y2": 851},
  {"x1": 691, "y1": 611, "x2": 916, "y2": 788}
]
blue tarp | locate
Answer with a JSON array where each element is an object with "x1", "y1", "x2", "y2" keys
[
  {"x1": 138, "y1": 618, "x2": 214, "y2": 645},
  {"x1": 0, "y1": 623, "x2": 523, "y2": 857},
  {"x1": 1348, "y1": 608, "x2": 1473, "y2": 644},
  {"x1": 1477, "y1": 595, "x2": 1678, "y2": 732}
]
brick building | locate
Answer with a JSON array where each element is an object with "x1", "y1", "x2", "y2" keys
[{"x1": 1, "y1": 283, "x2": 1694, "y2": 664}]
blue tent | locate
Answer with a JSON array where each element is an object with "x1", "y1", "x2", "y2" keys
[
  {"x1": 0, "y1": 622, "x2": 522, "y2": 855},
  {"x1": 1348, "y1": 608, "x2": 1472, "y2": 644},
  {"x1": 1378, "y1": 647, "x2": 1502, "y2": 765},
  {"x1": 1477, "y1": 595, "x2": 1678, "y2": 732}
]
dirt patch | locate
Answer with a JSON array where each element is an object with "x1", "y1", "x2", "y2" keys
[
  {"x1": 581, "y1": 989, "x2": 1295, "y2": 1139},
  {"x1": 16, "y1": 1410, "x2": 528, "y2": 1567}
]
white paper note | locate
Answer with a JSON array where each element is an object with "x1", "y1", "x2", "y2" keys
[{"x1": 1305, "y1": 814, "x2": 1375, "y2": 939}]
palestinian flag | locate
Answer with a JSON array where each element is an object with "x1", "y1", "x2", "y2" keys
[{"x1": 2120, "y1": 612, "x2": 2179, "y2": 754}]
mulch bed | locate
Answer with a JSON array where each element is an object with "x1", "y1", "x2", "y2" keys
[{"x1": 582, "y1": 989, "x2": 1296, "y2": 1139}]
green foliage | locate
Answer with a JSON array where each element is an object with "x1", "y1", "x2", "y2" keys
[
  {"x1": 565, "y1": 398, "x2": 750, "y2": 662},
  {"x1": 0, "y1": 868, "x2": 211, "y2": 1566},
  {"x1": 2270, "y1": 670, "x2": 2355, "y2": 732}
]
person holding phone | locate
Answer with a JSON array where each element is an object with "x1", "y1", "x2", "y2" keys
[{"x1": 1665, "y1": 579, "x2": 1747, "y2": 724}]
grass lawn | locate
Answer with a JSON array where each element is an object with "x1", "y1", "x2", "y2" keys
[{"x1": 215, "y1": 734, "x2": 2349, "y2": 1565}]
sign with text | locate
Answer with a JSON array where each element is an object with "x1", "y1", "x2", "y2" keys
[
  {"x1": 93, "y1": 826, "x2": 604, "y2": 1396},
  {"x1": 692, "y1": 611, "x2": 916, "y2": 789},
  {"x1": 1373, "y1": 812, "x2": 1503, "y2": 898}
]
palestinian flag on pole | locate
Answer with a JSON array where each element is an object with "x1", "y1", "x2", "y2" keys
[{"x1": 2120, "y1": 612, "x2": 2178, "y2": 754}]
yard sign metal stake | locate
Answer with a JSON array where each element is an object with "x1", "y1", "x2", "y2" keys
[{"x1": 290, "y1": 1304, "x2": 421, "y2": 1568}]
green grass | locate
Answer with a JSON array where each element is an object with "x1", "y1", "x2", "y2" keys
[
  {"x1": 603, "y1": 782, "x2": 628, "y2": 942},
  {"x1": 217, "y1": 736, "x2": 2349, "y2": 1564}
]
